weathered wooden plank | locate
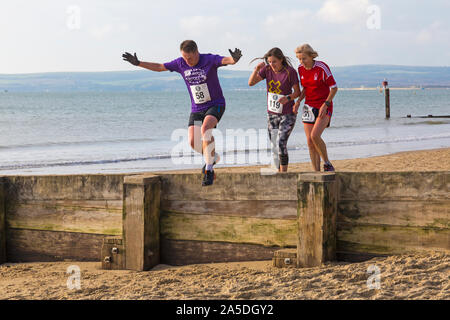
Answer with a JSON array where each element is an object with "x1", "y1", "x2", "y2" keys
[
  {"x1": 123, "y1": 175, "x2": 161, "y2": 271},
  {"x1": 0, "y1": 178, "x2": 6, "y2": 264},
  {"x1": 161, "y1": 238, "x2": 282, "y2": 265},
  {"x1": 297, "y1": 175, "x2": 337, "y2": 267},
  {"x1": 338, "y1": 200, "x2": 450, "y2": 228},
  {"x1": 3, "y1": 175, "x2": 125, "y2": 201},
  {"x1": 6, "y1": 201, "x2": 122, "y2": 235},
  {"x1": 160, "y1": 212, "x2": 297, "y2": 247},
  {"x1": 160, "y1": 173, "x2": 298, "y2": 201},
  {"x1": 6, "y1": 228, "x2": 105, "y2": 262},
  {"x1": 161, "y1": 200, "x2": 297, "y2": 219},
  {"x1": 337, "y1": 223, "x2": 450, "y2": 255},
  {"x1": 337, "y1": 172, "x2": 449, "y2": 201}
]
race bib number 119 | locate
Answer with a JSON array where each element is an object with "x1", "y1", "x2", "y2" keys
[
  {"x1": 190, "y1": 83, "x2": 211, "y2": 104},
  {"x1": 267, "y1": 92, "x2": 284, "y2": 114}
]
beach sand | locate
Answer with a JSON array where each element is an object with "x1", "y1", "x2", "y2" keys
[
  {"x1": 157, "y1": 147, "x2": 450, "y2": 174},
  {"x1": 0, "y1": 148, "x2": 449, "y2": 300}
]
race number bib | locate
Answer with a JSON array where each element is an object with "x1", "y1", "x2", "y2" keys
[
  {"x1": 190, "y1": 83, "x2": 211, "y2": 104},
  {"x1": 267, "y1": 92, "x2": 284, "y2": 114},
  {"x1": 302, "y1": 104, "x2": 316, "y2": 122}
]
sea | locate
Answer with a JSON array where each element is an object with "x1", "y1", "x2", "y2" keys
[{"x1": 0, "y1": 88, "x2": 449, "y2": 175}]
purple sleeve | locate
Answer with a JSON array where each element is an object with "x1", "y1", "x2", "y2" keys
[
  {"x1": 163, "y1": 58, "x2": 180, "y2": 73},
  {"x1": 213, "y1": 54, "x2": 225, "y2": 68},
  {"x1": 258, "y1": 65, "x2": 267, "y2": 79}
]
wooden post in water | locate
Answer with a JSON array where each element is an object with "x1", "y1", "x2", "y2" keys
[
  {"x1": 383, "y1": 79, "x2": 390, "y2": 119},
  {"x1": 0, "y1": 177, "x2": 6, "y2": 264},
  {"x1": 297, "y1": 173, "x2": 337, "y2": 267}
]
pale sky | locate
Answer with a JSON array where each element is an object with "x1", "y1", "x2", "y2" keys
[{"x1": 1, "y1": 0, "x2": 449, "y2": 74}]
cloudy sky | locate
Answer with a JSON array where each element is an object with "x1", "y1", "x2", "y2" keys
[{"x1": 1, "y1": 0, "x2": 449, "y2": 73}]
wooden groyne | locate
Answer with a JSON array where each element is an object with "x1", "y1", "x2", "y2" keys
[{"x1": 0, "y1": 171, "x2": 448, "y2": 270}]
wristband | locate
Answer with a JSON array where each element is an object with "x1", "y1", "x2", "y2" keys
[
  {"x1": 287, "y1": 95, "x2": 291, "y2": 101},
  {"x1": 325, "y1": 101, "x2": 331, "y2": 107}
]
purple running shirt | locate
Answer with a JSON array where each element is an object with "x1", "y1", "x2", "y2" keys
[
  {"x1": 258, "y1": 65, "x2": 299, "y2": 115},
  {"x1": 164, "y1": 53, "x2": 226, "y2": 113}
]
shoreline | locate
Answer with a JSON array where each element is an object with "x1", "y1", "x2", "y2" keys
[{"x1": 1, "y1": 147, "x2": 448, "y2": 176}]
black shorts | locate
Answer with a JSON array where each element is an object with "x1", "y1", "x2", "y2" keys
[
  {"x1": 302, "y1": 106, "x2": 332, "y2": 127},
  {"x1": 188, "y1": 105, "x2": 225, "y2": 127}
]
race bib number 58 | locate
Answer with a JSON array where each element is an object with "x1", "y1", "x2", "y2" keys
[{"x1": 190, "y1": 83, "x2": 211, "y2": 104}]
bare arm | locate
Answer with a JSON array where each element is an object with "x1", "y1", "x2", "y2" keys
[
  {"x1": 293, "y1": 88, "x2": 306, "y2": 114},
  {"x1": 122, "y1": 52, "x2": 167, "y2": 72},
  {"x1": 221, "y1": 56, "x2": 237, "y2": 66},
  {"x1": 248, "y1": 62, "x2": 265, "y2": 86},
  {"x1": 138, "y1": 61, "x2": 168, "y2": 72},
  {"x1": 319, "y1": 87, "x2": 338, "y2": 118},
  {"x1": 326, "y1": 87, "x2": 338, "y2": 102}
]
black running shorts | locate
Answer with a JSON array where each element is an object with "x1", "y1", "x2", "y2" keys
[{"x1": 188, "y1": 105, "x2": 225, "y2": 127}]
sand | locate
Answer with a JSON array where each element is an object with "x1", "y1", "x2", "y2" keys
[
  {"x1": 157, "y1": 147, "x2": 450, "y2": 174},
  {"x1": 0, "y1": 147, "x2": 449, "y2": 300},
  {"x1": 0, "y1": 253, "x2": 448, "y2": 300}
]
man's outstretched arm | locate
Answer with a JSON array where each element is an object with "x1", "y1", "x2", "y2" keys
[
  {"x1": 221, "y1": 48, "x2": 242, "y2": 66},
  {"x1": 122, "y1": 52, "x2": 167, "y2": 72}
]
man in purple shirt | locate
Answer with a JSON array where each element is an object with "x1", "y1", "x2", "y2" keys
[{"x1": 122, "y1": 40, "x2": 242, "y2": 186}]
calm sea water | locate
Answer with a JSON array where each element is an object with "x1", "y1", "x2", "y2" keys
[{"x1": 0, "y1": 89, "x2": 449, "y2": 175}]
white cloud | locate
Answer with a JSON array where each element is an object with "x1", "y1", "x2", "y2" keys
[
  {"x1": 317, "y1": 0, "x2": 371, "y2": 24},
  {"x1": 264, "y1": 10, "x2": 313, "y2": 40},
  {"x1": 416, "y1": 21, "x2": 443, "y2": 44},
  {"x1": 179, "y1": 16, "x2": 221, "y2": 37}
]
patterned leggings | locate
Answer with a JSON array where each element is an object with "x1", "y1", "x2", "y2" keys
[{"x1": 267, "y1": 113, "x2": 297, "y2": 166}]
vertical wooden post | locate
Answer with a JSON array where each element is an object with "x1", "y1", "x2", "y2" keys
[
  {"x1": 0, "y1": 177, "x2": 6, "y2": 264},
  {"x1": 123, "y1": 175, "x2": 161, "y2": 271},
  {"x1": 385, "y1": 88, "x2": 390, "y2": 119},
  {"x1": 297, "y1": 173, "x2": 337, "y2": 267},
  {"x1": 383, "y1": 79, "x2": 390, "y2": 119}
]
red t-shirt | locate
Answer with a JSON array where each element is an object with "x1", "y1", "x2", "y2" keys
[{"x1": 298, "y1": 60, "x2": 337, "y2": 113}]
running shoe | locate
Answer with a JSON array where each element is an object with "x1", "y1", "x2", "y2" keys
[
  {"x1": 202, "y1": 170, "x2": 216, "y2": 186},
  {"x1": 324, "y1": 162, "x2": 335, "y2": 172},
  {"x1": 201, "y1": 153, "x2": 220, "y2": 174}
]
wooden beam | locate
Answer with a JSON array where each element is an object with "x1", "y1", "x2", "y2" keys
[
  {"x1": 160, "y1": 173, "x2": 298, "y2": 201},
  {"x1": 6, "y1": 228, "x2": 106, "y2": 262},
  {"x1": 337, "y1": 223, "x2": 450, "y2": 255},
  {"x1": 297, "y1": 173, "x2": 337, "y2": 267},
  {"x1": 161, "y1": 199, "x2": 297, "y2": 219},
  {"x1": 6, "y1": 200, "x2": 122, "y2": 235},
  {"x1": 160, "y1": 211, "x2": 297, "y2": 247},
  {"x1": 123, "y1": 175, "x2": 161, "y2": 271},
  {"x1": 161, "y1": 238, "x2": 280, "y2": 265},
  {"x1": 0, "y1": 178, "x2": 6, "y2": 264},
  {"x1": 338, "y1": 172, "x2": 449, "y2": 201},
  {"x1": 338, "y1": 200, "x2": 450, "y2": 228}
]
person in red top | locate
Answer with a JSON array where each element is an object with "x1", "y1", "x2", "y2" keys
[{"x1": 294, "y1": 44, "x2": 338, "y2": 172}]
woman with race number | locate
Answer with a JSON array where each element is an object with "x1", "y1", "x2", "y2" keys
[
  {"x1": 294, "y1": 44, "x2": 338, "y2": 172},
  {"x1": 248, "y1": 48, "x2": 301, "y2": 172}
]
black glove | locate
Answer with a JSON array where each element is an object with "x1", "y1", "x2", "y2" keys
[
  {"x1": 122, "y1": 52, "x2": 140, "y2": 66},
  {"x1": 228, "y1": 48, "x2": 242, "y2": 63}
]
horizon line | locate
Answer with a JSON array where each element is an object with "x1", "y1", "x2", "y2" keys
[{"x1": 1, "y1": 64, "x2": 450, "y2": 76}]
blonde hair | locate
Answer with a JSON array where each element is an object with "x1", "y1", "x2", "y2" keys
[{"x1": 295, "y1": 44, "x2": 318, "y2": 59}]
